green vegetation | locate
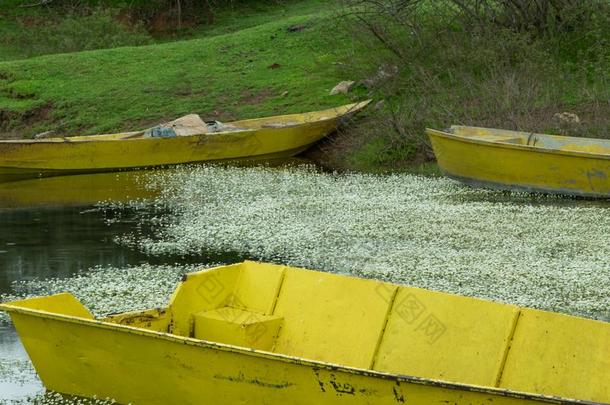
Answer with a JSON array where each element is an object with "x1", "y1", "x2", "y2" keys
[
  {"x1": 0, "y1": 0, "x2": 331, "y2": 61},
  {"x1": 0, "y1": 9, "x2": 152, "y2": 61},
  {"x1": 0, "y1": 2, "x2": 351, "y2": 138}
]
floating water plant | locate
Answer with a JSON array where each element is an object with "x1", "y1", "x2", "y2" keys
[{"x1": 119, "y1": 165, "x2": 610, "y2": 321}]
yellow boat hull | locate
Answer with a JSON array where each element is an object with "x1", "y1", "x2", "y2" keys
[
  {"x1": 2, "y1": 261, "x2": 608, "y2": 404},
  {"x1": 427, "y1": 126, "x2": 610, "y2": 198},
  {"x1": 0, "y1": 102, "x2": 369, "y2": 182}
]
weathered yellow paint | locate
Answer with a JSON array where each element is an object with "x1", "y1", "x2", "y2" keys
[
  {"x1": 103, "y1": 308, "x2": 169, "y2": 332},
  {"x1": 0, "y1": 101, "x2": 370, "y2": 182},
  {"x1": 426, "y1": 126, "x2": 610, "y2": 197},
  {"x1": 2, "y1": 261, "x2": 609, "y2": 404},
  {"x1": 499, "y1": 308, "x2": 610, "y2": 403},
  {"x1": 272, "y1": 267, "x2": 394, "y2": 369},
  {"x1": 373, "y1": 286, "x2": 521, "y2": 387}
]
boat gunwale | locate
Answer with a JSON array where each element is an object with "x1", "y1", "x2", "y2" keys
[
  {"x1": 426, "y1": 127, "x2": 610, "y2": 161},
  {"x1": 0, "y1": 101, "x2": 371, "y2": 145},
  {"x1": 0, "y1": 302, "x2": 600, "y2": 405}
]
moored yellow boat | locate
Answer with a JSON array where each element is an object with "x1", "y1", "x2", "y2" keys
[
  {"x1": 0, "y1": 101, "x2": 369, "y2": 182},
  {"x1": 2, "y1": 261, "x2": 608, "y2": 404},
  {"x1": 426, "y1": 126, "x2": 610, "y2": 198}
]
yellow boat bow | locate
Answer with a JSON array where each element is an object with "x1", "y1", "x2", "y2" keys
[
  {"x1": 2, "y1": 261, "x2": 608, "y2": 404},
  {"x1": 0, "y1": 101, "x2": 370, "y2": 182},
  {"x1": 427, "y1": 126, "x2": 610, "y2": 197}
]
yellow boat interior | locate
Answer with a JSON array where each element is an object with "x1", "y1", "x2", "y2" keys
[
  {"x1": 0, "y1": 101, "x2": 369, "y2": 144},
  {"x1": 4, "y1": 261, "x2": 609, "y2": 403},
  {"x1": 448, "y1": 125, "x2": 610, "y2": 155}
]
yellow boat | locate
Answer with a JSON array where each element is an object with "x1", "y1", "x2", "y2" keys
[
  {"x1": 2, "y1": 261, "x2": 608, "y2": 404},
  {"x1": 0, "y1": 101, "x2": 369, "y2": 182},
  {"x1": 426, "y1": 126, "x2": 610, "y2": 198}
]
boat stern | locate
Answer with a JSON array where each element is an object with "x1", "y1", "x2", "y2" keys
[{"x1": 0, "y1": 293, "x2": 94, "y2": 319}]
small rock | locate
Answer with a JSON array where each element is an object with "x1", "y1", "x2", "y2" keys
[
  {"x1": 362, "y1": 78, "x2": 376, "y2": 89},
  {"x1": 34, "y1": 130, "x2": 56, "y2": 139},
  {"x1": 287, "y1": 24, "x2": 306, "y2": 33},
  {"x1": 553, "y1": 112, "x2": 580, "y2": 127},
  {"x1": 281, "y1": 91, "x2": 289, "y2": 97},
  {"x1": 377, "y1": 64, "x2": 399, "y2": 79},
  {"x1": 330, "y1": 80, "x2": 355, "y2": 96},
  {"x1": 362, "y1": 64, "x2": 399, "y2": 89}
]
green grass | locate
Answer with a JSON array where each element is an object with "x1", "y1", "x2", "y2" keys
[
  {"x1": 0, "y1": 4, "x2": 352, "y2": 138},
  {"x1": 184, "y1": 0, "x2": 330, "y2": 37},
  {"x1": 0, "y1": 0, "x2": 332, "y2": 63}
]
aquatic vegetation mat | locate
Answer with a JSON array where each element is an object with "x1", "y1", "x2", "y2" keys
[{"x1": 121, "y1": 165, "x2": 610, "y2": 321}]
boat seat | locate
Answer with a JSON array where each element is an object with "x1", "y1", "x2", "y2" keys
[{"x1": 193, "y1": 306, "x2": 283, "y2": 351}]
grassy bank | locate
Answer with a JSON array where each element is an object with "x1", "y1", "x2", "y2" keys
[{"x1": 0, "y1": 2, "x2": 354, "y2": 138}]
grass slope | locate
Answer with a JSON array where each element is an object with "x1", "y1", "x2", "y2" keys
[{"x1": 0, "y1": 4, "x2": 351, "y2": 138}]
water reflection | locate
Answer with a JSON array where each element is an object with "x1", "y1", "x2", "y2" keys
[
  {"x1": 0, "y1": 323, "x2": 44, "y2": 400},
  {"x1": 0, "y1": 158, "x2": 313, "y2": 209},
  {"x1": 0, "y1": 170, "x2": 158, "y2": 209},
  {"x1": 0, "y1": 169, "x2": 164, "y2": 402},
  {"x1": 0, "y1": 207, "x2": 153, "y2": 294}
]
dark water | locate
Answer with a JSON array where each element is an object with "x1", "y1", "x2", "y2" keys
[
  {"x1": 0, "y1": 171, "x2": 185, "y2": 401},
  {"x1": 0, "y1": 207, "x2": 152, "y2": 294},
  {"x1": 0, "y1": 173, "x2": 157, "y2": 401},
  {"x1": 0, "y1": 167, "x2": 261, "y2": 401}
]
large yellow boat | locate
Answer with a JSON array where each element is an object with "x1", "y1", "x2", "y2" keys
[
  {"x1": 426, "y1": 126, "x2": 610, "y2": 197},
  {"x1": 2, "y1": 261, "x2": 608, "y2": 404},
  {"x1": 0, "y1": 101, "x2": 369, "y2": 182}
]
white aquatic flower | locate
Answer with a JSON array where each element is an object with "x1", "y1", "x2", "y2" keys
[
  {"x1": 116, "y1": 165, "x2": 609, "y2": 321},
  {"x1": 1, "y1": 263, "x2": 207, "y2": 323}
]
